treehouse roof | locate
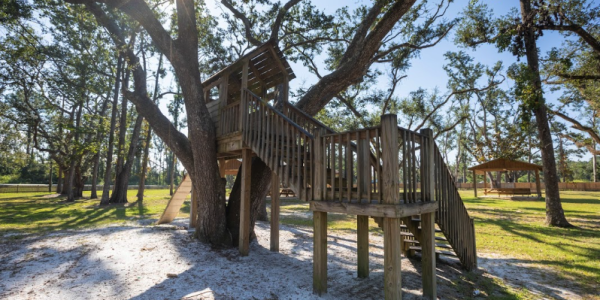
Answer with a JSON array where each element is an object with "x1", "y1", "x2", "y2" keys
[
  {"x1": 203, "y1": 40, "x2": 296, "y2": 92},
  {"x1": 468, "y1": 158, "x2": 542, "y2": 174}
]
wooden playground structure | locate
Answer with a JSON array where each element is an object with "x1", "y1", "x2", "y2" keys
[
  {"x1": 159, "y1": 41, "x2": 477, "y2": 299},
  {"x1": 469, "y1": 158, "x2": 543, "y2": 199}
]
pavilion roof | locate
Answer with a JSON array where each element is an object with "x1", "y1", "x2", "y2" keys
[{"x1": 468, "y1": 158, "x2": 542, "y2": 173}]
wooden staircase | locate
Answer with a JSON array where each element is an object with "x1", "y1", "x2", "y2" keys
[{"x1": 240, "y1": 89, "x2": 476, "y2": 270}]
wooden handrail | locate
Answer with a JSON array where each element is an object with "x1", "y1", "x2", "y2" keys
[
  {"x1": 432, "y1": 142, "x2": 477, "y2": 270},
  {"x1": 244, "y1": 89, "x2": 313, "y2": 139},
  {"x1": 241, "y1": 89, "x2": 314, "y2": 201},
  {"x1": 282, "y1": 102, "x2": 335, "y2": 134}
]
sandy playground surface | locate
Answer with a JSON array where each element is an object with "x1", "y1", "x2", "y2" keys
[{"x1": 0, "y1": 219, "x2": 588, "y2": 299}]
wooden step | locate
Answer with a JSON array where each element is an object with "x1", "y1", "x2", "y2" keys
[
  {"x1": 408, "y1": 246, "x2": 457, "y2": 257},
  {"x1": 401, "y1": 232, "x2": 448, "y2": 242},
  {"x1": 400, "y1": 224, "x2": 441, "y2": 233},
  {"x1": 401, "y1": 239, "x2": 453, "y2": 249}
]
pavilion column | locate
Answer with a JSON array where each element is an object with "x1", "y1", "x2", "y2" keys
[{"x1": 473, "y1": 170, "x2": 477, "y2": 197}]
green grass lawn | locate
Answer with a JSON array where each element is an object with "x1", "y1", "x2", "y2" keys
[
  {"x1": 0, "y1": 189, "x2": 190, "y2": 235},
  {"x1": 1, "y1": 189, "x2": 598, "y2": 298},
  {"x1": 459, "y1": 190, "x2": 600, "y2": 294}
]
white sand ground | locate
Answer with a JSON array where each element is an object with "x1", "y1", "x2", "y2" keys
[{"x1": 0, "y1": 219, "x2": 587, "y2": 300}]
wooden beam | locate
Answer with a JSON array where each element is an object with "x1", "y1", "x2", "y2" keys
[
  {"x1": 473, "y1": 170, "x2": 477, "y2": 197},
  {"x1": 421, "y1": 211, "x2": 437, "y2": 299},
  {"x1": 313, "y1": 211, "x2": 327, "y2": 295},
  {"x1": 189, "y1": 188, "x2": 197, "y2": 228},
  {"x1": 240, "y1": 60, "x2": 249, "y2": 133},
  {"x1": 239, "y1": 149, "x2": 252, "y2": 256},
  {"x1": 419, "y1": 128, "x2": 436, "y2": 299},
  {"x1": 357, "y1": 215, "x2": 369, "y2": 278},
  {"x1": 309, "y1": 201, "x2": 438, "y2": 218},
  {"x1": 381, "y1": 114, "x2": 401, "y2": 300},
  {"x1": 270, "y1": 171, "x2": 280, "y2": 252}
]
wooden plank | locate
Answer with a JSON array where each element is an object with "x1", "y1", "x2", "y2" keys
[
  {"x1": 535, "y1": 170, "x2": 542, "y2": 198},
  {"x1": 270, "y1": 172, "x2": 280, "y2": 252},
  {"x1": 346, "y1": 133, "x2": 352, "y2": 202},
  {"x1": 239, "y1": 149, "x2": 252, "y2": 256},
  {"x1": 383, "y1": 217, "x2": 402, "y2": 300},
  {"x1": 421, "y1": 211, "x2": 437, "y2": 299},
  {"x1": 376, "y1": 129, "x2": 382, "y2": 203},
  {"x1": 381, "y1": 115, "x2": 401, "y2": 299},
  {"x1": 338, "y1": 140, "x2": 343, "y2": 202},
  {"x1": 313, "y1": 211, "x2": 327, "y2": 295},
  {"x1": 357, "y1": 215, "x2": 369, "y2": 278},
  {"x1": 310, "y1": 201, "x2": 438, "y2": 218}
]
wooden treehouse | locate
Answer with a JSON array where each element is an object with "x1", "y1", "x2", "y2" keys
[{"x1": 160, "y1": 42, "x2": 477, "y2": 300}]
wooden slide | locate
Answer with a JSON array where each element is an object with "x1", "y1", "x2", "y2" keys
[{"x1": 156, "y1": 175, "x2": 193, "y2": 224}]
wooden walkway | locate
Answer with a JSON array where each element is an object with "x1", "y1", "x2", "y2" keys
[{"x1": 156, "y1": 175, "x2": 192, "y2": 224}]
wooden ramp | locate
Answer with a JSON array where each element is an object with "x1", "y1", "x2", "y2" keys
[{"x1": 156, "y1": 175, "x2": 192, "y2": 224}]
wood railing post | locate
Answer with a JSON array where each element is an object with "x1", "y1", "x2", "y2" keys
[
  {"x1": 271, "y1": 171, "x2": 280, "y2": 252},
  {"x1": 381, "y1": 114, "x2": 401, "y2": 300},
  {"x1": 239, "y1": 148, "x2": 252, "y2": 256},
  {"x1": 189, "y1": 187, "x2": 197, "y2": 228},
  {"x1": 357, "y1": 137, "x2": 370, "y2": 278},
  {"x1": 313, "y1": 210, "x2": 327, "y2": 295},
  {"x1": 313, "y1": 129, "x2": 326, "y2": 201},
  {"x1": 420, "y1": 128, "x2": 437, "y2": 299}
]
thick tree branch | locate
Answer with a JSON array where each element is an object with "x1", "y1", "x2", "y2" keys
[
  {"x1": 221, "y1": 0, "x2": 262, "y2": 46},
  {"x1": 296, "y1": 0, "x2": 417, "y2": 115},
  {"x1": 549, "y1": 107, "x2": 600, "y2": 146},
  {"x1": 270, "y1": 0, "x2": 301, "y2": 43},
  {"x1": 65, "y1": 0, "x2": 180, "y2": 64},
  {"x1": 537, "y1": 23, "x2": 600, "y2": 55},
  {"x1": 82, "y1": 1, "x2": 194, "y2": 171}
]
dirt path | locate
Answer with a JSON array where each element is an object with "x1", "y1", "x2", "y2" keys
[{"x1": 0, "y1": 220, "x2": 588, "y2": 299}]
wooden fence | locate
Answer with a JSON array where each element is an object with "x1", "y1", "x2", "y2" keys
[
  {"x1": 456, "y1": 182, "x2": 600, "y2": 191},
  {"x1": 0, "y1": 184, "x2": 170, "y2": 193}
]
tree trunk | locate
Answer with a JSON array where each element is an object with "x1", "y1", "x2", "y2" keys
[
  {"x1": 66, "y1": 99, "x2": 84, "y2": 202},
  {"x1": 109, "y1": 115, "x2": 144, "y2": 204},
  {"x1": 137, "y1": 53, "x2": 162, "y2": 202},
  {"x1": 226, "y1": 157, "x2": 272, "y2": 246},
  {"x1": 520, "y1": 0, "x2": 571, "y2": 227},
  {"x1": 169, "y1": 152, "x2": 176, "y2": 195},
  {"x1": 90, "y1": 152, "x2": 101, "y2": 199},
  {"x1": 74, "y1": 165, "x2": 85, "y2": 198},
  {"x1": 137, "y1": 125, "x2": 152, "y2": 202},
  {"x1": 101, "y1": 54, "x2": 123, "y2": 205},
  {"x1": 257, "y1": 195, "x2": 269, "y2": 222},
  {"x1": 56, "y1": 167, "x2": 63, "y2": 194}
]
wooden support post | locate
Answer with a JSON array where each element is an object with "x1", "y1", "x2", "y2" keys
[
  {"x1": 357, "y1": 215, "x2": 369, "y2": 278},
  {"x1": 473, "y1": 170, "x2": 477, "y2": 197},
  {"x1": 483, "y1": 171, "x2": 487, "y2": 195},
  {"x1": 313, "y1": 129, "x2": 326, "y2": 200},
  {"x1": 420, "y1": 128, "x2": 437, "y2": 299},
  {"x1": 313, "y1": 211, "x2": 327, "y2": 295},
  {"x1": 189, "y1": 188, "x2": 197, "y2": 228},
  {"x1": 421, "y1": 212, "x2": 437, "y2": 299},
  {"x1": 535, "y1": 170, "x2": 542, "y2": 198},
  {"x1": 381, "y1": 114, "x2": 402, "y2": 300},
  {"x1": 239, "y1": 149, "x2": 252, "y2": 256},
  {"x1": 357, "y1": 138, "x2": 371, "y2": 278},
  {"x1": 271, "y1": 171, "x2": 280, "y2": 252},
  {"x1": 240, "y1": 60, "x2": 249, "y2": 132}
]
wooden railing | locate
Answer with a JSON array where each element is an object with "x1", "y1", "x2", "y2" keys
[
  {"x1": 282, "y1": 102, "x2": 335, "y2": 136},
  {"x1": 432, "y1": 142, "x2": 477, "y2": 270},
  {"x1": 314, "y1": 127, "x2": 383, "y2": 203},
  {"x1": 397, "y1": 127, "x2": 426, "y2": 203},
  {"x1": 241, "y1": 89, "x2": 314, "y2": 201},
  {"x1": 219, "y1": 101, "x2": 241, "y2": 136}
]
